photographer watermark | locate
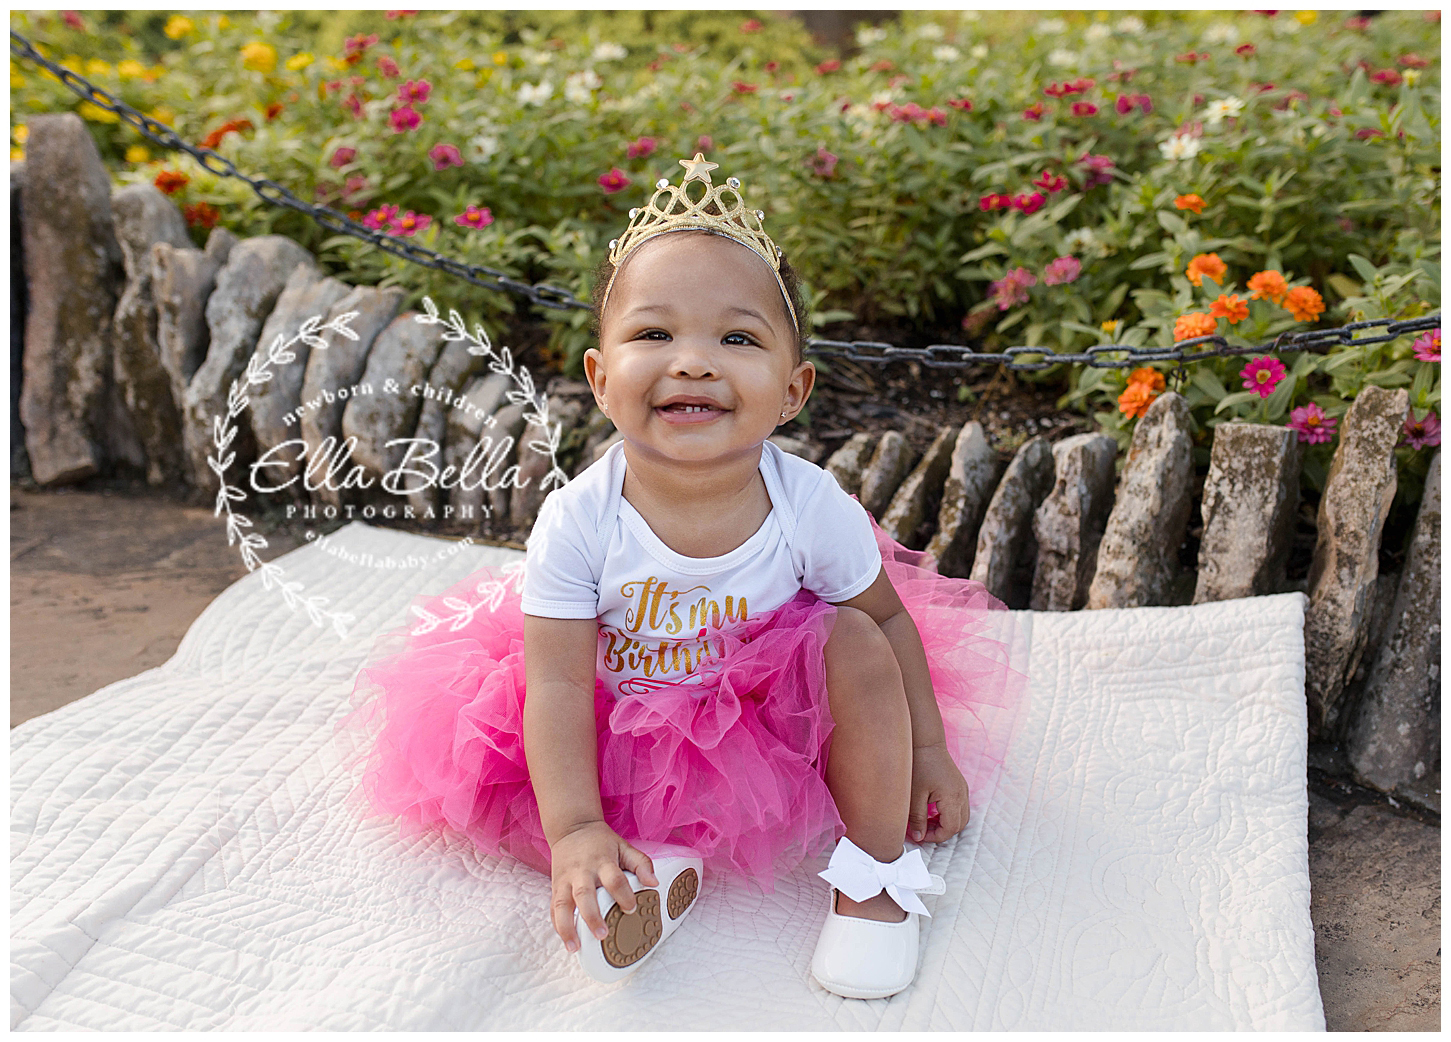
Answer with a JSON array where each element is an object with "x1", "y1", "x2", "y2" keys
[{"x1": 210, "y1": 297, "x2": 564, "y2": 635}]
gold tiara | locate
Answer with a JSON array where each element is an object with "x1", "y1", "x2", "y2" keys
[{"x1": 600, "y1": 153, "x2": 799, "y2": 333}]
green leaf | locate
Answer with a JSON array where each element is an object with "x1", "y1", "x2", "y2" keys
[
  {"x1": 1190, "y1": 366, "x2": 1228, "y2": 400},
  {"x1": 1215, "y1": 390, "x2": 1262, "y2": 414},
  {"x1": 1347, "y1": 253, "x2": 1380, "y2": 284}
]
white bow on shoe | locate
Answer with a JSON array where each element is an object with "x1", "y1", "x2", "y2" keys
[{"x1": 817, "y1": 837, "x2": 946, "y2": 917}]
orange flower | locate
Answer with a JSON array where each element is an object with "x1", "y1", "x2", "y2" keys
[
  {"x1": 1174, "y1": 312, "x2": 1218, "y2": 341},
  {"x1": 1118, "y1": 381, "x2": 1160, "y2": 419},
  {"x1": 153, "y1": 168, "x2": 189, "y2": 194},
  {"x1": 1246, "y1": 269, "x2": 1289, "y2": 305},
  {"x1": 1174, "y1": 193, "x2": 1205, "y2": 214},
  {"x1": 1185, "y1": 252, "x2": 1228, "y2": 287},
  {"x1": 1283, "y1": 285, "x2": 1325, "y2": 322},
  {"x1": 1210, "y1": 293, "x2": 1250, "y2": 324},
  {"x1": 199, "y1": 117, "x2": 254, "y2": 149},
  {"x1": 1127, "y1": 367, "x2": 1166, "y2": 392}
]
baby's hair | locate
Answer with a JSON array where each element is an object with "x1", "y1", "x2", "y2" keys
[{"x1": 590, "y1": 230, "x2": 808, "y2": 366}]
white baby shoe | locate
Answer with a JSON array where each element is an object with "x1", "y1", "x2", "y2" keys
[
  {"x1": 809, "y1": 838, "x2": 945, "y2": 1000},
  {"x1": 574, "y1": 850, "x2": 703, "y2": 984}
]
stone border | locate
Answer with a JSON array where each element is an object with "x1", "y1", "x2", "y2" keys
[{"x1": 209, "y1": 295, "x2": 564, "y2": 636}]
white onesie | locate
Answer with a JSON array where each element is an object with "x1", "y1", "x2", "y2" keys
[{"x1": 521, "y1": 440, "x2": 883, "y2": 699}]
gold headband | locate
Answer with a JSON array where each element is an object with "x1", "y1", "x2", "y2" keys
[{"x1": 600, "y1": 154, "x2": 799, "y2": 334}]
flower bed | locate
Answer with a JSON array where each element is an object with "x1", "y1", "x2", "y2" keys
[{"x1": 8, "y1": 8, "x2": 1440, "y2": 501}]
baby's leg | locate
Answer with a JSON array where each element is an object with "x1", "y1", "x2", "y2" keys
[{"x1": 822, "y1": 606, "x2": 913, "y2": 922}]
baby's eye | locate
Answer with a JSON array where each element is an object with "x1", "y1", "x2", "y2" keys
[
  {"x1": 723, "y1": 331, "x2": 760, "y2": 346},
  {"x1": 633, "y1": 329, "x2": 670, "y2": 341}
]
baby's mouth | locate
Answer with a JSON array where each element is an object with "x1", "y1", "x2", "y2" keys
[{"x1": 658, "y1": 403, "x2": 726, "y2": 414}]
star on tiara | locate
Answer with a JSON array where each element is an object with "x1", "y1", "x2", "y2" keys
[{"x1": 602, "y1": 153, "x2": 797, "y2": 332}]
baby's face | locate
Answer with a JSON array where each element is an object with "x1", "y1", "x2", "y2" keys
[{"x1": 586, "y1": 233, "x2": 814, "y2": 469}]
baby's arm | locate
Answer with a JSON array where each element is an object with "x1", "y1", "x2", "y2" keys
[
  {"x1": 522, "y1": 615, "x2": 659, "y2": 952},
  {"x1": 833, "y1": 570, "x2": 970, "y2": 844}
]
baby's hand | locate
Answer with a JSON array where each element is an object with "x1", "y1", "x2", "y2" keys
[
  {"x1": 909, "y1": 742, "x2": 970, "y2": 843},
  {"x1": 548, "y1": 821, "x2": 658, "y2": 953}
]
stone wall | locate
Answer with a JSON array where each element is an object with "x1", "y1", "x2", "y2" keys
[{"x1": 8, "y1": 117, "x2": 1437, "y2": 799}]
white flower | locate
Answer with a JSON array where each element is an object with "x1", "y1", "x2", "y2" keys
[
  {"x1": 914, "y1": 22, "x2": 945, "y2": 40},
  {"x1": 845, "y1": 102, "x2": 875, "y2": 123},
  {"x1": 1085, "y1": 23, "x2": 1111, "y2": 42},
  {"x1": 564, "y1": 68, "x2": 602, "y2": 103},
  {"x1": 1115, "y1": 15, "x2": 1145, "y2": 34},
  {"x1": 1047, "y1": 48, "x2": 1079, "y2": 67},
  {"x1": 524, "y1": 49, "x2": 553, "y2": 66},
  {"x1": 1311, "y1": 123, "x2": 1328, "y2": 138},
  {"x1": 1037, "y1": 17, "x2": 1067, "y2": 34},
  {"x1": 468, "y1": 132, "x2": 500, "y2": 162},
  {"x1": 1158, "y1": 133, "x2": 1202, "y2": 161},
  {"x1": 870, "y1": 89, "x2": 897, "y2": 107},
  {"x1": 856, "y1": 25, "x2": 888, "y2": 46},
  {"x1": 1063, "y1": 228, "x2": 1097, "y2": 256},
  {"x1": 591, "y1": 42, "x2": 626, "y2": 62},
  {"x1": 970, "y1": 43, "x2": 989, "y2": 59},
  {"x1": 960, "y1": 10, "x2": 980, "y2": 21},
  {"x1": 1203, "y1": 23, "x2": 1238, "y2": 44},
  {"x1": 1202, "y1": 96, "x2": 1245, "y2": 126},
  {"x1": 564, "y1": 82, "x2": 592, "y2": 104},
  {"x1": 933, "y1": 45, "x2": 961, "y2": 62},
  {"x1": 516, "y1": 81, "x2": 552, "y2": 106}
]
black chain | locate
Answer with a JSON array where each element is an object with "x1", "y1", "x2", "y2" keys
[{"x1": 12, "y1": 30, "x2": 1442, "y2": 370}]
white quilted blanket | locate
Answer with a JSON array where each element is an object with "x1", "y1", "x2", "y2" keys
[{"x1": 11, "y1": 523, "x2": 1324, "y2": 1030}]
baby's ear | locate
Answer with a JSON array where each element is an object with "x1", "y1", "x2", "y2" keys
[{"x1": 582, "y1": 347, "x2": 608, "y2": 406}]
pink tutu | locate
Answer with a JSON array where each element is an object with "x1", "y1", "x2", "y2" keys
[{"x1": 344, "y1": 519, "x2": 1028, "y2": 888}]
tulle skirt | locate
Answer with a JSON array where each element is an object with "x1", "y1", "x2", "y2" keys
[{"x1": 343, "y1": 519, "x2": 1028, "y2": 888}]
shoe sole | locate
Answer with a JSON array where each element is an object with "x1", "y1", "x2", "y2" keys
[
  {"x1": 667, "y1": 866, "x2": 698, "y2": 920},
  {"x1": 601, "y1": 890, "x2": 663, "y2": 969}
]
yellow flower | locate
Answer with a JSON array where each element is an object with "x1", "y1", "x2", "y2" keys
[
  {"x1": 117, "y1": 59, "x2": 146, "y2": 80},
  {"x1": 1101, "y1": 319, "x2": 1119, "y2": 333},
  {"x1": 1293, "y1": 10, "x2": 1318, "y2": 25},
  {"x1": 1403, "y1": 69, "x2": 1421, "y2": 87},
  {"x1": 285, "y1": 52, "x2": 314, "y2": 71},
  {"x1": 149, "y1": 106, "x2": 176, "y2": 126},
  {"x1": 493, "y1": 50, "x2": 509, "y2": 66},
  {"x1": 475, "y1": 68, "x2": 493, "y2": 87},
  {"x1": 326, "y1": 56, "x2": 347, "y2": 73},
  {"x1": 10, "y1": 68, "x2": 23, "y2": 89},
  {"x1": 12, "y1": 124, "x2": 28, "y2": 142},
  {"x1": 77, "y1": 100, "x2": 120, "y2": 124},
  {"x1": 217, "y1": 15, "x2": 232, "y2": 29},
  {"x1": 85, "y1": 58, "x2": 111, "y2": 77},
  {"x1": 164, "y1": 15, "x2": 194, "y2": 39},
  {"x1": 241, "y1": 42, "x2": 277, "y2": 73},
  {"x1": 455, "y1": 58, "x2": 475, "y2": 71},
  {"x1": 10, "y1": 147, "x2": 24, "y2": 161},
  {"x1": 125, "y1": 145, "x2": 151, "y2": 163}
]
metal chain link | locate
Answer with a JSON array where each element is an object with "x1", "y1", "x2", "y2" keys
[{"x1": 11, "y1": 31, "x2": 1442, "y2": 371}]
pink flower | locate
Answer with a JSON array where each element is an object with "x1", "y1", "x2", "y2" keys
[
  {"x1": 429, "y1": 143, "x2": 463, "y2": 170},
  {"x1": 740, "y1": 18, "x2": 763, "y2": 32},
  {"x1": 1344, "y1": 16, "x2": 1372, "y2": 31},
  {"x1": 389, "y1": 210, "x2": 431, "y2": 237},
  {"x1": 1079, "y1": 152, "x2": 1115, "y2": 188},
  {"x1": 626, "y1": 136, "x2": 657, "y2": 160},
  {"x1": 329, "y1": 146, "x2": 357, "y2": 168},
  {"x1": 342, "y1": 175, "x2": 369, "y2": 201},
  {"x1": 732, "y1": 81, "x2": 758, "y2": 95},
  {"x1": 1013, "y1": 192, "x2": 1046, "y2": 215},
  {"x1": 816, "y1": 60, "x2": 841, "y2": 75},
  {"x1": 697, "y1": 135, "x2": 714, "y2": 153},
  {"x1": 1236, "y1": 43, "x2": 1257, "y2": 58},
  {"x1": 1115, "y1": 92, "x2": 1153, "y2": 115},
  {"x1": 1399, "y1": 53, "x2": 1430, "y2": 69},
  {"x1": 376, "y1": 56, "x2": 401, "y2": 79},
  {"x1": 1033, "y1": 170, "x2": 1068, "y2": 193},
  {"x1": 1412, "y1": 329, "x2": 1441, "y2": 362},
  {"x1": 1071, "y1": 101, "x2": 1099, "y2": 117},
  {"x1": 946, "y1": 98, "x2": 974, "y2": 111},
  {"x1": 344, "y1": 33, "x2": 379, "y2": 58},
  {"x1": 1287, "y1": 403, "x2": 1337, "y2": 444},
  {"x1": 385, "y1": 11, "x2": 418, "y2": 19},
  {"x1": 1241, "y1": 356, "x2": 1288, "y2": 398},
  {"x1": 398, "y1": 79, "x2": 432, "y2": 106},
  {"x1": 990, "y1": 267, "x2": 1037, "y2": 311},
  {"x1": 362, "y1": 203, "x2": 399, "y2": 230},
  {"x1": 926, "y1": 106, "x2": 947, "y2": 126},
  {"x1": 808, "y1": 146, "x2": 839, "y2": 178},
  {"x1": 979, "y1": 193, "x2": 1012, "y2": 212},
  {"x1": 598, "y1": 167, "x2": 631, "y2": 194},
  {"x1": 1402, "y1": 412, "x2": 1441, "y2": 449},
  {"x1": 1355, "y1": 128, "x2": 1384, "y2": 140},
  {"x1": 454, "y1": 205, "x2": 494, "y2": 229},
  {"x1": 1042, "y1": 256, "x2": 1082, "y2": 285},
  {"x1": 61, "y1": 10, "x2": 84, "y2": 30},
  {"x1": 389, "y1": 105, "x2": 421, "y2": 133},
  {"x1": 1370, "y1": 68, "x2": 1403, "y2": 87},
  {"x1": 341, "y1": 93, "x2": 365, "y2": 120},
  {"x1": 1022, "y1": 102, "x2": 1046, "y2": 121}
]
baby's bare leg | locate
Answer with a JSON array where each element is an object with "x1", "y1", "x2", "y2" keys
[{"x1": 823, "y1": 606, "x2": 913, "y2": 922}]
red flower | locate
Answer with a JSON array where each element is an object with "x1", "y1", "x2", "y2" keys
[
  {"x1": 1013, "y1": 192, "x2": 1046, "y2": 215},
  {"x1": 732, "y1": 81, "x2": 758, "y2": 95},
  {"x1": 344, "y1": 33, "x2": 379, "y2": 58},
  {"x1": 1355, "y1": 127, "x2": 1384, "y2": 140},
  {"x1": 385, "y1": 10, "x2": 418, "y2": 19},
  {"x1": 946, "y1": 98, "x2": 974, "y2": 111},
  {"x1": 626, "y1": 136, "x2": 657, "y2": 159},
  {"x1": 816, "y1": 60, "x2": 841, "y2": 75},
  {"x1": 740, "y1": 18, "x2": 763, "y2": 32},
  {"x1": 428, "y1": 143, "x2": 463, "y2": 170},
  {"x1": 1079, "y1": 152, "x2": 1115, "y2": 188},
  {"x1": 199, "y1": 118, "x2": 254, "y2": 150},
  {"x1": 1175, "y1": 51, "x2": 1211, "y2": 64},
  {"x1": 1235, "y1": 43, "x2": 1257, "y2": 58},
  {"x1": 323, "y1": 80, "x2": 342, "y2": 94},
  {"x1": 1044, "y1": 82, "x2": 1074, "y2": 99},
  {"x1": 389, "y1": 210, "x2": 431, "y2": 237},
  {"x1": 389, "y1": 105, "x2": 421, "y2": 133},
  {"x1": 376, "y1": 55, "x2": 401, "y2": 79},
  {"x1": 1370, "y1": 69, "x2": 1403, "y2": 87},
  {"x1": 264, "y1": 102, "x2": 284, "y2": 122},
  {"x1": 1071, "y1": 101, "x2": 1098, "y2": 117},
  {"x1": 598, "y1": 167, "x2": 631, "y2": 194},
  {"x1": 182, "y1": 202, "x2": 220, "y2": 229},
  {"x1": 1114, "y1": 92, "x2": 1153, "y2": 115},
  {"x1": 61, "y1": 10, "x2": 84, "y2": 30},
  {"x1": 1033, "y1": 170, "x2": 1068, "y2": 193},
  {"x1": 329, "y1": 146, "x2": 357, "y2": 168},
  {"x1": 398, "y1": 79, "x2": 431, "y2": 105},
  {"x1": 1343, "y1": 15, "x2": 1372, "y2": 31},
  {"x1": 342, "y1": 93, "x2": 364, "y2": 120},
  {"x1": 764, "y1": 60, "x2": 779, "y2": 73},
  {"x1": 1070, "y1": 77, "x2": 1096, "y2": 92},
  {"x1": 978, "y1": 193, "x2": 1012, "y2": 212},
  {"x1": 454, "y1": 205, "x2": 494, "y2": 229},
  {"x1": 153, "y1": 169, "x2": 189, "y2": 195},
  {"x1": 1398, "y1": 53, "x2": 1430, "y2": 68},
  {"x1": 1022, "y1": 102, "x2": 1046, "y2": 121},
  {"x1": 870, "y1": 60, "x2": 894, "y2": 73}
]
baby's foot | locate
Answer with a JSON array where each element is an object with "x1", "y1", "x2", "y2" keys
[{"x1": 834, "y1": 889, "x2": 908, "y2": 923}]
